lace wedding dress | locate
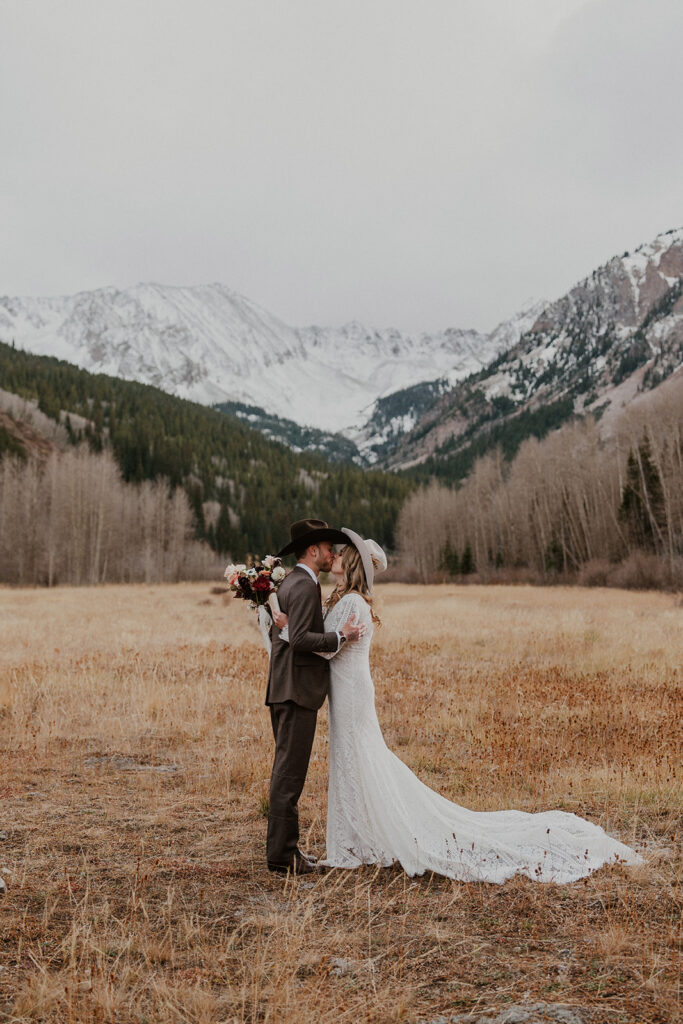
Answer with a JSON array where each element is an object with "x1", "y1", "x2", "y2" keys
[{"x1": 320, "y1": 593, "x2": 642, "y2": 883}]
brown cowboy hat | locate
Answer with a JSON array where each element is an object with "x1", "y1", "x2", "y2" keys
[{"x1": 277, "y1": 518, "x2": 349, "y2": 558}]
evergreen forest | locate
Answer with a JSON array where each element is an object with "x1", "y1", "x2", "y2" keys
[{"x1": 0, "y1": 341, "x2": 413, "y2": 558}]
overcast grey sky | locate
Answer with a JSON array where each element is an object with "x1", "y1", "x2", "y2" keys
[{"x1": 1, "y1": 0, "x2": 681, "y2": 332}]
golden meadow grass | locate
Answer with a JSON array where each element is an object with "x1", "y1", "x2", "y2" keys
[{"x1": 0, "y1": 582, "x2": 680, "y2": 1023}]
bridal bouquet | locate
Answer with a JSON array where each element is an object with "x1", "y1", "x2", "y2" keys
[{"x1": 224, "y1": 555, "x2": 286, "y2": 612}]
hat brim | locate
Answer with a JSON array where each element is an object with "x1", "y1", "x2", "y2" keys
[
  {"x1": 277, "y1": 527, "x2": 349, "y2": 558},
  {"x1": 341, "y1": 527, "x2": 376, "y2": 594}
]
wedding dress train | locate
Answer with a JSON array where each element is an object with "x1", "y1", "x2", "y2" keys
[{"x1": 321, "y1": 593, "x2": 642, "y2": 884}]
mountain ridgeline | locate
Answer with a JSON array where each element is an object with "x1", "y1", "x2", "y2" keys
[
  {"x1": 0, "y1": 282, "x2": 544, "y2": 458},
  {"x1": 1, "y1": 229, "x2": 680, "y2": 483}
]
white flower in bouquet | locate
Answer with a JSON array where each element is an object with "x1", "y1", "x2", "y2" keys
[
  {"x1": 262, "y1": 555, "x2": 275, "y2": 568},
  {"x1": 271, "y1": 565, "x2": 286, "y2": 583},
  {"x1": 224, "y1": 562, "x2": 246, "y2": 585},
  {"x1": 246, "y1": 567, "x2": 258, "y2": 579}
]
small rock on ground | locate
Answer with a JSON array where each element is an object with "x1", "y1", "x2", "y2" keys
[
  {"x1": 0, "y1": 878, "x2": 7, "y2": 896},
  {"x1": 329, "y1": 956, "x2": 379, "y2": 977},
  {"x1": 330, "y1": 957, "x2": 355, "y2": 976}
]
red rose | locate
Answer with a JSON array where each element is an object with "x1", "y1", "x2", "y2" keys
[{"x1": 253, "y1": 577, "x2": 272, "y2": 593}]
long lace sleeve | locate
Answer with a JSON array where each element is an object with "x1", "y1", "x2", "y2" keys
[
  {"x1": 316, "y1": 593, "x2": 373, "y2": 659},
  {"x1": 323, "y1": 596, "x2": 346, "y2": 633},
  {"x1": 313, "y1": 594, "x2": 366, "y2": 659},
  {"x1": 312, "y1": 597, "x2": 347, "y2": 660}
]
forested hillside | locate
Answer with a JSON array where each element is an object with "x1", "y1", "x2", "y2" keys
[
  {"x1": 212, "y1": 400, "x2": 361, "y2": 463},
  {"x1": 0, "y1": 341, "x2": 413, "y2": 560},
  {"x1": 407, "y1": 395, "x2": 577, "y2": 485},
  {"x1": 397, "y1": 375, "x2": 683, "y2": 589},
  {"x1": 3, "y1": 338, "x2": 681, "y2": 590}
]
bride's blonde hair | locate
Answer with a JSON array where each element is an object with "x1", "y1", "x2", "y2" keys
[{"x1": 326, "y1": 545, "x2": 381, "y2": 626}]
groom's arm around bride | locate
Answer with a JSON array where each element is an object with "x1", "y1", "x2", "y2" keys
[{"x1": 266, "y1": 565, "x2": 339, "y2": 709}]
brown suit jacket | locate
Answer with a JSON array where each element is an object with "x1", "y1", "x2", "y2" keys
[{"x1": 266, "y1": 566, "x2": 339, "y2": 710}]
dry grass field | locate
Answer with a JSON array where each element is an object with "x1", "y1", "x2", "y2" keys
[{"x1": 0, "y1": 582, "x2": 681, "y2": 1024}]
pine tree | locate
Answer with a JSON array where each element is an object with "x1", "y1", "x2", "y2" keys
[
  {"x1": 544, "y1": 535, "x2": 564, "y2": 573},
  {"x1": 439, "y1": 539, "x2": 460, "y2": 576},
  {"x1": 215, "y1": 504, "x2": 233, "y2": 555},
  {"x1": 618, "y1": 437, "x2": 666, "y2": 552},
  {"x1": 461, "y1": 541, "x2": 475, "y2": 575},
  {"x1": 188, "y1": 485, "x2": 206, "y2": 541}
]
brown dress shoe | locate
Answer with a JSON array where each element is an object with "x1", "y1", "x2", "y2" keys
[{"x1": 268, "y1": 852, "x2": 320, "y2": 875}]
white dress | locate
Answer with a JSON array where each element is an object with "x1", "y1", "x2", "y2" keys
[{"x1": 320, "y1": 592, "x2": 642, "y2": 883}]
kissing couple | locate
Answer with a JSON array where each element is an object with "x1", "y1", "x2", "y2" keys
[{"x1": 264, "y1": 518, "x2": 641, "y2": 881}]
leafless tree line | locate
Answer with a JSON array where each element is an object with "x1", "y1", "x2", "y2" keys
[
  {"x1": 0, "y1": 447, "x2": 222, "y2": 585},
  {"x1": 397, "y1": 381, "x2": 683, "y2": 588}
]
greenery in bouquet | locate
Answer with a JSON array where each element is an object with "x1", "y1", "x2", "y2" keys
[{"x1": 224, "y1": 555, "x2": 286, "y2": 609}]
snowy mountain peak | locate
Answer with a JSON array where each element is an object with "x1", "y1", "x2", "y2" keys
[
  {"x1": 0, "y1": 283, "x2": 527, "y2": 436},
  {"x1": 2, "y1": 227, "x2": 679, "y2": 461}
]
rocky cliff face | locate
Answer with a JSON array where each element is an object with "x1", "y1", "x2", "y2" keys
[{"x1": 386, "y1": 227, "x2": 683, "y2": 470}]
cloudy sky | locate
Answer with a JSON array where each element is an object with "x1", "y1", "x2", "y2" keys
[{"x1": 1, "y1": 0, "x2": 681, "y2": 332}]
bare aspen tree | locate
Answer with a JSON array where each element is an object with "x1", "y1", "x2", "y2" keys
[
  {"x1": 0, "y1": 446, "x2": 222, "y2": 585},
  {"x1": 397, "y1": 377, "x2": 682, "y2": 583}
]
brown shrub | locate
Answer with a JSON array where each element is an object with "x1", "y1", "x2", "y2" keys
[
  {"x1": 607, "y1": 552, "x2": 683, "y2": 591},
  {"x1": 576, "y1": 559, "x2": 613, "y2": 587}
]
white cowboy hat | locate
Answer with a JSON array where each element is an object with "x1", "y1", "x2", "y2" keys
[{"x1": 341, "y1": 528, "x2": 388, "y2": 594}]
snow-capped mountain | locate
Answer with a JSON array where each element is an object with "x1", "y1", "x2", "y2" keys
[
  {"x1": 388, "y1": 227, "x2": 683, "y2": 469},
  {"x1": 0, "y1": 282, "x2": 534, "y2": 439},
  {"x1": 3, "y1": 226, "x2": 678, "y2": 473}
]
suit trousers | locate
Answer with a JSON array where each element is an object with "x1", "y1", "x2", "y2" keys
[{"x1": 267, "y1": 700, "x2": 318, "y2": 868}]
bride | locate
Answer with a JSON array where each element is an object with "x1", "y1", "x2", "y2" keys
[{"x1": 273, "y1": 529, "x2": 642, "y2": 884}]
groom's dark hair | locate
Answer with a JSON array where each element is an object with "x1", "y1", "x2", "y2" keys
[{"x1": 294, "y1": 543, "x2": 312, "y2": 561}]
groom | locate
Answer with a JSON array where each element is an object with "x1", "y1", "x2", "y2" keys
[{"x1": 266, "y1": 518, "x2": 362, "y2": 875}]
